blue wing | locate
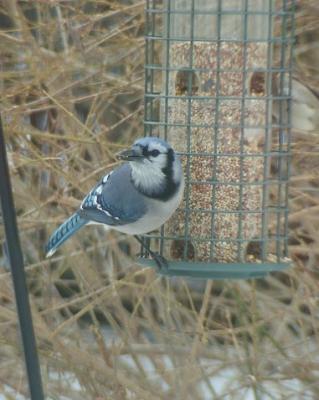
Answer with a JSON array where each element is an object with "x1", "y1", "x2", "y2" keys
[{"x1": 79, "y1": 164, "x2": 147, "y2": 226}]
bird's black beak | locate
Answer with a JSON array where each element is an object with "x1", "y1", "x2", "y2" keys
[{"x1": 117, "y1": 146, "x2": 144, "y2": 161}]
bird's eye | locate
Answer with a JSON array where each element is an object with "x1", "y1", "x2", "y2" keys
[{"x1": 150, "y1": 149, "x2": 160, "y2": 157}]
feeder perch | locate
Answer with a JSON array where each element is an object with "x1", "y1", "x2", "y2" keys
[{"x1": 141, "y1": 0, "x2": 295, "y2": 279}]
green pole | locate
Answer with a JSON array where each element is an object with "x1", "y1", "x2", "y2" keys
[{"x1": 0, "y1": 115, "x2": 44, "y2": 399}]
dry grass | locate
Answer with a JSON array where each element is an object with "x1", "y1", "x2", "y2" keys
[{"x1": 0, "y1": 1, "x2": 319, "y2": 399}]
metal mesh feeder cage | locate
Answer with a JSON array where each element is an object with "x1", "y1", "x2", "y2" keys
[{"x1": 140, "y1": 0, "x2": 295, "y2": 279}]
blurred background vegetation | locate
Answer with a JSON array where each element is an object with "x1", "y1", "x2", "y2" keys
[{"x1": 1, "y1": 0, "x2": 319, "y2": 399}]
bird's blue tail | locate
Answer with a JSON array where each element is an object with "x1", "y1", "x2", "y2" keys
[{"x1": 46, "y1": 213, "x2": 87, "y2": 257}]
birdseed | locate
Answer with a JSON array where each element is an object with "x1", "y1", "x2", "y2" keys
[{"x1": 162, "y1": 42, "x2": 270, "y2": 262}]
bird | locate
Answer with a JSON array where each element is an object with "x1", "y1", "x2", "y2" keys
[{"x1": 45, "y1": 137, "x2": 184, "y2": 268}]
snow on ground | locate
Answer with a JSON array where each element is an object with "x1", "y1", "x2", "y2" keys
[{"x1": 1, "y1": 326, "x2": 315, "y2": 399}]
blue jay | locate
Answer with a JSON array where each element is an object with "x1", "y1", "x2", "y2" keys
[{"x1": 45, "y1": 137, "x2": 184, "y2": 268}]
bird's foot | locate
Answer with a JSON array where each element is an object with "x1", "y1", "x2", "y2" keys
[{"x1": 134, "y1": 235, "x2": 169, "y2": 270}]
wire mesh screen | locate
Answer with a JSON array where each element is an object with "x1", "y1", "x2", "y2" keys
[{"x1": 142, "y1": 0, "x2": 295, "y2": 278}]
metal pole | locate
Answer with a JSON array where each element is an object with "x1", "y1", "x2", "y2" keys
[{"x1": 0, "y1": 115, "x2": 44, "y2": 399}]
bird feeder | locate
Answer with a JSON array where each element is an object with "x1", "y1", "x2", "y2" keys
[{"x1": 140, "y1": 0, "x2": 295, "y2": 279}]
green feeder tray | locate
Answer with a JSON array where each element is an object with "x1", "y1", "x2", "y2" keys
[{"x1": 138, "y1": 258, "x2": 291, "y2": 280}]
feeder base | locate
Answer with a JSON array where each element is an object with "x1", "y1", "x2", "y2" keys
[{"x1": 137, "y1": 259, "x2": 291, "y2": 280}]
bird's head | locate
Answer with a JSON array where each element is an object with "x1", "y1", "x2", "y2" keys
[{"x1": 117, "y1": 137, "x2": 183, "y2": 200}]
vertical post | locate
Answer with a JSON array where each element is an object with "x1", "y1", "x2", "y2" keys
[{"x1": 0, "y1": 115, "x2": 44, "y2": 400}]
